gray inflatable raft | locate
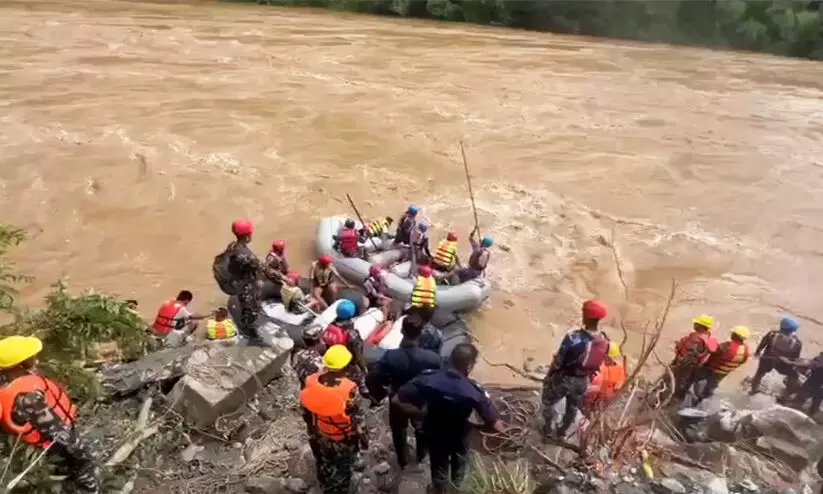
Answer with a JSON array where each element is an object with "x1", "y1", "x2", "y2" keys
[{"x1": 316, "y1": 216, "x2": 491, "y2": 313}]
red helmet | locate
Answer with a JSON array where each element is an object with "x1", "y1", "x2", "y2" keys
[
  {"x1": 271, "y1": 240, "x2": 286, "y2": 253},
  {"x1": 419, "y1": 265, "x2": 433, "y2": 277},
  {"x1": 582, "y1": 300, "x2": 607, "y2": 320},
  {"x1": 447, "y1": 232, "x2": 458, "y2": 241},
  {"x1": 287, "y1": 271, "x2": 301, "y2": 283},
  {"x1": 369, "y1": 266, "x2": 382, "y2": 277},
  {"x1": 231, "y1": 219, "x2": 254, "y2": 237},
  {"x1": 318, "y1": 255, "x2": 333, "y2": 267}
]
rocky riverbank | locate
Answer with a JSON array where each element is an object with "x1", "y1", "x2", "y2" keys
[{"x1": 45, "y1": 342, "x2": 817, "y2": 494}]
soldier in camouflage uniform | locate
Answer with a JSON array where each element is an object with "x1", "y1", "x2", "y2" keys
[
  {"x1": 293, "y1": 325, "x2": 325, "y2": 389},
  {"x1": 299, "y1": 346, "x2": 368, "y2": 494},
  {"x1": 217, "y1": 220, "x2": 282, "y2": 344},
  {"x1": 0, "y1": 336, "x2": 99, "y2": 494}
]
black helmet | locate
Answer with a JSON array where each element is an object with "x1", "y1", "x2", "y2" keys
[{"x1": 345, "y1": 219, "x2": 356, "y2": 229}]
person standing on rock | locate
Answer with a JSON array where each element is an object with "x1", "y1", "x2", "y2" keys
[
  {"x1": 293, "y1": 325, "x2": 326, "y2": 389},
  {"x1": 671, "y1": 315, "x2": 718, "y2": 400},
  {"x1": 687, "y1": 326, "x2": 751, "y2": 405},
  {"x1": 366, "y1": 315, "x2": 441, "y2": 469},
  {"x1": 750, "y1": 317, "x2": 802, "y2": 396},
  {"x1": 323, "y1": 300, "x2": 370, "y2": 399},
  {"x1": 0, "y1": 336, "x2": 100, "y2": 494},
  {"x1": 541, "y1": 300, "x2": 610, "y2": 439},
  {"x1": 300, "y1": 345, "x2": 368, "y2": 494},
  {"x1": 393, "y1": 343, "x2": 504, "y2": 494}
]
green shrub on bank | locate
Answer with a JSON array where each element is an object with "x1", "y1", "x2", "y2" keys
[
  {"x1": 0, "y1": 223, "x2": 32, "y2": 316},
  {"x1": 252, "y1": 0, "x2": 823, "y2": 61}
]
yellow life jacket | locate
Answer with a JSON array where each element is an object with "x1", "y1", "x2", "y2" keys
[
  {"x1": 433, "y1": 240, "x2": 458, "y2": 270},
  {"x1": 367, "y1": 218, "x2": 388, "y2": 237},
  {"x1": 207, "y1": 319, "x2": 238, "y2": 340},
  {"x1": 410, "y1": 275, "x2": 437, "y2": 308}
]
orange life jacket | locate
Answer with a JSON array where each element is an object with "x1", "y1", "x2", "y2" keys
[
  {"x1": 584, "y1": 362, "x2": 627, "y2": 406},
  {"x1": 706, "y1": 341, "x2": 749, "y2": 376},
  {"x1": 433, "y1": 240, "x2": 458, "y2": 270},
  {"x1": 674, "y1": 331, "x2": 718, "y2": 366},
  {"x1": 0, "y1": 375, "x2": 77, "y2": 448},
  {"x1": 338, "y1": 229, "x2": 359, "y2": 256},
  {"x1": 152, "y1": 299, "x2": 184, "y2": 336},
  {"x1": 299, "y1": 373, "x2": 356, "y2": 441}
]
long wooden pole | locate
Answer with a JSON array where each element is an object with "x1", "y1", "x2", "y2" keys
[
  {"x1": 345, "y1": 193, "x2": 379, "y2": 251},
  {"x1": 459, "y1": 140, "x2": 481, "y2": 237}
]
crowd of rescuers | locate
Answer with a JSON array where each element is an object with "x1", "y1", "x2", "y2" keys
[{"x1": 7, "y1": 210, "x2": 822, "y2": 494}]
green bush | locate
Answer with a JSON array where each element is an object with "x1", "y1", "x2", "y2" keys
[{"x1": 0, "y1": 223, "x2": 32, "y2": 316}]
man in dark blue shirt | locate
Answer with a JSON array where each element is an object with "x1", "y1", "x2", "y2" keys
[
  {"x1": 393, "y1": 343, "x2": 504, "y2": 494},
  {"x1": 542, "y1": 300, "x2": 610, "y2": 439},
  {"x1": 366, "y1": 315, "x2": 441, "y2": 468}
]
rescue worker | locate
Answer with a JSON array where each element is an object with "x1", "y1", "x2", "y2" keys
[
  {"x1": 281, "y1": 272, "x2": 321, "y2": 314},
  {"x1": 393, "y1": 343, "x2": 504, "y2": 494},
  {"x1": 334, "y1": 219, "x2": 362, "y2": 258},
  {"x1": 323, "y1": 300, "x2": 369, "y2": 398},
  {"x1": 687, "y1": 326, "x2": 750, "y2": 405},
  {"x1": 394, "y1": 206, "x2": 419, "y2": 246},
  {"x1": 203, "y1": 307, "x2": 238, "y2": 343},
  {"x1": 265, "y1": 240, "x2": 290, "y2": 283},
  {"x1": 785, "y1": 352, "x2": 823, "y2": 416},
  {"x1": 452, "y1": 227, "x2": 491, "y2": 284},
  {"x1": 216, "y1": 220, "x2": 282, "y2": 344},
  {"x1": 410, "y1": 222, "x2": 432, "y2": 266},
  {"x1": 309, "y1": 255, "x2": 352, "y2": 310},
  {"x1": 359, "y1": 216, "x2": 394, "y2": 242},
  {"x1": 750, "y1": 317, "x2": 803, "y2": 396},
  {"x1": 0, "y1": 336, "x2": 99, "y2": 493},
  {"x1": 366, "y1": 315, "x2": 441, "y2": 469},
  {"x1": 671, "y1": 314, "x2": 718, "y2": 400},
  {"x1": 363, "y1": 266, "x2": 392, "y2": 320},
  {"x1": 299, "y1": 345, "x2": 368, "y2": 494},
  {"x1": 431, "y1": 232, "x2": 461, "y2": 279},
  {"x1": 583, "y1": 342, "x2": 626, "y2": 412},
  {"x1": 408, "y1": 265, "x2": 437, "y2": 323},
  {"x1": 292, "y1": 325, "x2": 325, "y2": 389},
  {"x1": 542, "y1": 300, "x2": 610, "y2": 438},
  {"x1": 150, "y1": 290, "x2": 209, "y2": 346}
]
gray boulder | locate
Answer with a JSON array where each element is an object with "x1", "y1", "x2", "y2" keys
[{"x1": 99, "y1": 345, "x2": 198, "y2": 395}]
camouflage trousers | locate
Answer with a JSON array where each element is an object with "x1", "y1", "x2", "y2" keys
[
  {"x1": 541, "y1": 373, "x2": 589, "y2": 437},
  {"x1": 310, "y1": 435, "x2": 357, "y2": 494},
  {"x1": 346, "y1": 366, "x2": 369, "y2": 399},
  {"x1": 52, "y1": 443, "x2": 100, "y2": 493}
]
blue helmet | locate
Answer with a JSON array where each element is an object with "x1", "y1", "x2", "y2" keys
[
  {"x1": 481, "y1": 236, "x2": 493, "y2": 248},
  {"x1": 418, "y1": 222, "x2": 428, "y2": 232},
  {"x1": 779, "y1": 317, "x2": 799, "y2": 334},
  {"x1": 407, "y1": 206, "x2": 419, "y2": 215},
  {"x1": 336, "y1": 300, "x2": 356, "y2": 321}
]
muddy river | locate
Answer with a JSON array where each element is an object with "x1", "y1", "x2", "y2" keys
[{"x1": 2, "y1": 0, "x2": 823, "y2": 384}]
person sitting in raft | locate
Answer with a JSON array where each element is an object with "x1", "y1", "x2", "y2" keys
[
  {"x1": 310, "y1": 255, "x2": 353, "y2": 310},
  {"x1": 431, "y1": 232, "x2": 461, "y2": 282},
  {"x1": 281, "y1": 272, "x2": 322, "y2": 314},
  {"x1": 201, "y1": 307, "x2": 239, "y2": 344},
  {"x1": 406, "y1": 265, "x2": 437, "y2": 323},
  {"x1": 364, "y1": 265, "x2": 393, "y2": 320},
  {"x1": 582, "y1": 342, "x2": 626, "y2": 413},
  {"x1": 360, "y1": 216, "x2": 394, "y2": 243},
  {"x1": 333, "y1": 219, "x2": 363, "y2": 259},
  {"x1": 451, "y1": 227, "x2": 491, "y2": 284},
  {"x1": 149, "y1": 290, "x2": 211, "y2": 347},
  {"x1": 394, "y1": 206, "x2": 419, "y2": 246},
  {"x1": 265, "y1": 240, "x2": 290, "y2": 284},
  {"x1": 410, "y1": 222, "x2": 433, "y2": 265}
]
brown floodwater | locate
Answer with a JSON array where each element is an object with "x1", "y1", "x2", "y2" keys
[{"x1": 2, "y1": 0, "x2": 823, "y2": 385}]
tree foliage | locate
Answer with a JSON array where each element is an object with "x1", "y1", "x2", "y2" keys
[
  {"x1": 258, "y1": 0, "x2": 823, "y2": 60},
  {"x1": 0, "y1": 223, "x2": 32, "y2": 316}
]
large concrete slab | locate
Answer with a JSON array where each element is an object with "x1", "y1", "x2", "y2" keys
[
  {"x1": 99, "y1": 346, "x2": 198, "y2": 396},
  {"x1": 169, "y1": 344, "x2": 290, "y2": 426}
]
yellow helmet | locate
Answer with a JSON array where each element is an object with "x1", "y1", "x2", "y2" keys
[
  {"x1": 0, "y1": 336, "x2": 43, "y2": 370},
  {"x1": 693, "y1": 314, "x2": 715, "y2": 331},
  {"x1": 731, "y1": 326, "x2": 751, "y2": 340},
  {"x1": 323, "y1": 345, "x2": 352, "y2": 371},
  {"x1": 608, "y1": 342, "x2": 621, "y2": 359}
]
